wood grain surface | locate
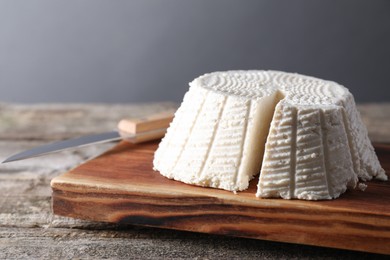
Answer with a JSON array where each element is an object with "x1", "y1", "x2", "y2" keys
[
  {"x1": 1, "y1": 102, "x2": 389, "y2": 259},
  {"x1": 51, "y1": 141, "x2": 390, "y2": 255}
]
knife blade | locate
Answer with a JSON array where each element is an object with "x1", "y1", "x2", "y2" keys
[{"x1": 2, "y1": 111, "x2": 174, "y2": 163}]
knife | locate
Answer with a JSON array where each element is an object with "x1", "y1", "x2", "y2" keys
[{"x1": 2, "y1": 111, "x2": 175, "y2": 163}]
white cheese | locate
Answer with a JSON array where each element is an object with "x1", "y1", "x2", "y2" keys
[
  {"x1": 153, "y1": 70, "x2": 386, "y2": 200},
  {"x1": 358, "y1": 183, "x2": 368, "y2": 191}
]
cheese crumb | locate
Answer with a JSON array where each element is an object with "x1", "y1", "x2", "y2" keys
[{"x1": 358, "y1": 183, "x2": 368, "y2": 191}]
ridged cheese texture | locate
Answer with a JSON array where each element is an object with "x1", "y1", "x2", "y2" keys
[{"x1": 153, "y1": 70, "x2": 387, "y2": 200}]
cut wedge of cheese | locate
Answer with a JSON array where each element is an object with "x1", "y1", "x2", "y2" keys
[{"x1": 153, "y1": 70, "x2": 387, "y2": 200}]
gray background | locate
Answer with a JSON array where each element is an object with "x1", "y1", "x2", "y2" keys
[{"x1": 0, "y1": 0, "x2": 389, "y2": 104}]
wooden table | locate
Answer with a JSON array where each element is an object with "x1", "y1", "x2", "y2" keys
[{"x1": 0, "y1": 102, "x2": 389, "y2": 259}]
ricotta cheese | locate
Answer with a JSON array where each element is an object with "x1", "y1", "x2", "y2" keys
[{"x1": 153, "y1": 70, "x2": 386, "y2": 200}]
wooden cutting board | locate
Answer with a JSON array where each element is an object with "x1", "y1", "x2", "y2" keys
[{"x1": 51, "y1": 141, "x2": 390, "y2": 255}]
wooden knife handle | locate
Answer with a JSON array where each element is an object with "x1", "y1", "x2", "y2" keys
[{"x1": 117, "y1": 111, "x2": 175, "y2": 143}]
